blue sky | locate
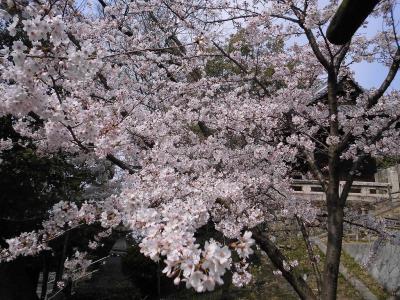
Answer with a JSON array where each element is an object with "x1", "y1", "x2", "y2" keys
[
  {"x1": 281, "y1": 1, "x2": 400, "y2": 90},
  {"x1": 350, "y1": 3, "x2": 400, "y2": 91},
  {"x1": 352, "y1": 61, "x2": 399, "y2": 91}
]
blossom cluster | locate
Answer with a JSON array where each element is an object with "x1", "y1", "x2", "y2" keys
[
  {"x1": 0, "y1": 0, "x2": 399, "y2": 294},
  {"x1": 0, "y1": 199, "x2": 117, "y2": 262},
  {"x1": 63, "y1": 251, "x2": 93, "y2": 281}
]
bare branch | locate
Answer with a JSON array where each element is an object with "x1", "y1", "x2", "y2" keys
[
  {"x1": 367, "y1": 48, "x2": 400, "y2": 109},
  {"x1": 252, "y1": 228, "x2": 317, "y2": 300},
  {"x1": 303, "y1": 150, "x2": 327, "y2": 191},
  {"x1": 212, "y1": 41, "x2": 269, "y2": 94},
  {"x1": 334, "y1": 42, "x2": 350, "y2": 72},
  {"x1": 296, "y1": 216, "x2": 322, "y2": 296},
  {"x1": 105, "y1": 154, "x2": 142, "y2": 174}
]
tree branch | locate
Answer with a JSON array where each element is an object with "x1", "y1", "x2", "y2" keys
[
  {"x1": 105, "y1": 154, "x2": 141, "y2": 174},
  {"x1": 303, "y1": 149, "x2": 327, "y2": 192},
  {"x1": 212, "y1": 41, "x2": 269, "y2": 94},
  {"x1": 296, "y1": 216, "x2": 322, "y2": 296},
  {"x1": 334, "y1": 42, "x2": 350, "y2": 72},
  {"x1": 367, "y1": 47, "x2": 400, "y2": 109},
  {"x1": 252, "y1": 228, "x2": 317, "y2": 300},
  {"x1": 289, "y1": 5, "x2": 331, "y2": 71}
]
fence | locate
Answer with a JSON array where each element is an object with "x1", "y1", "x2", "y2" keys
[{"x1": 291, "y1": 179, "x2": 392, "y2": 203}]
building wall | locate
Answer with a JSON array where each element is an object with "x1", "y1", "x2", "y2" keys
[{"x1": 375, "y1": 165, "x2": 400, "y2": 201}]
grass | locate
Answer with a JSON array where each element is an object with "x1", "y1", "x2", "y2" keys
[
  {"x1": 279, "y1": 235, "x2": 363, "y2": 300},
  {"x1": 340, "y1": 250, "x2": 390, "y2": 300}
]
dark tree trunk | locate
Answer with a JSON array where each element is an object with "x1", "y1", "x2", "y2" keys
[
  {"x1": 321, "y1": 70, "x2": 344, "y2": 300},
  {"x1": 322, "y1": 187, "x2": 344, "y2": 300}
]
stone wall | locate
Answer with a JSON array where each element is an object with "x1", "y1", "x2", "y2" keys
[{"x1": 343, "y1": 242, "x2": 400, "y2": 295}]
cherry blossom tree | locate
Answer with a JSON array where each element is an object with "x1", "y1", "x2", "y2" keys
[{"x1": 0, "y1": 0, "x2": 399, "y2": 299}]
